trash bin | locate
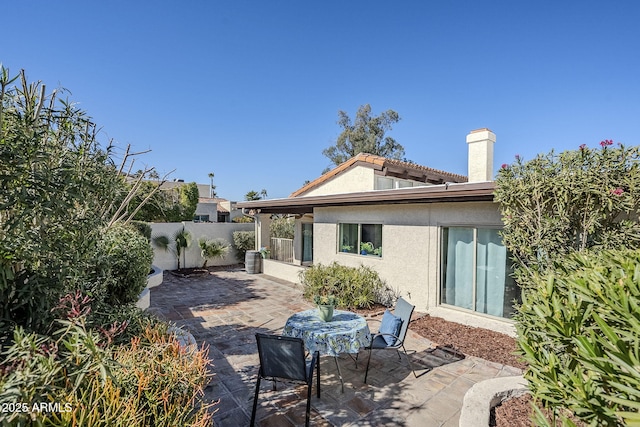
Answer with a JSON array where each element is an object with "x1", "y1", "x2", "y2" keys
[{"x1": 245, "y1": 250, "x2": 262, "y2": 274}]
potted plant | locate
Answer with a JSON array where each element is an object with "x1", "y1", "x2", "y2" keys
[
  {"x1": 313, "y1": 294, "x2": 336, "y2": 321},
  {"x1": 360, "y1": 242, "x2": 374, "y2": 255},
  {"x1": 259, "y1": 246, "x2": 270, "y2": 259},
  {"x1": 341, "y1": 244, "x2": 353, "y2": 253}
]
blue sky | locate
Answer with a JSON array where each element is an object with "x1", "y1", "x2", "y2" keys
[{"x1": 3, "y1": 1, "x2": 639, "y2": 201}]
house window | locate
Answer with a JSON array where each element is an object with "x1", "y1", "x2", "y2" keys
[
  {"x1": 375, "y1": 176, "x2": 415, "y2": 190},
  {"x1": 193, "y1": 214, "x2": 210, "y2": 223},
  {"x1": 338, "y1": 223, "x2": 382, "y2": 257},
  {"x1": 375, "y1": 177, "x2": 394, "y2": 190},
  {"x1": 441, "y1": 227, "x2": 519, "y2": 319}
]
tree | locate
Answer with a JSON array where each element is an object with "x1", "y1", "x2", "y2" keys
[
  {"x1": 208, "y1": 172, "x2": 217, "y2": 198},
  {"x1": 178, "y1": 182, "x2": 199, "y2": 220},
  {"x1": 132, "y1": 182, "x2": 199, "y2": 222},
  {"x1": 245, "y1": 190, "x2": 262, "y2": 201},
  {"x1": 322, "y1": 104, "x2": 403, "y2": 166}
]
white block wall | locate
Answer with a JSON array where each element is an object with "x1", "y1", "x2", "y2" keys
[{"x1": 150, "y1": 222, "x2": 254, "y2": 270}]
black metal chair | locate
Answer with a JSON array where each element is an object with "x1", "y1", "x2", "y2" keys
[
  {"x1": 364, "y1": 297, "x2": 417, "y2": 383},
  {"x1": 251, "y1": 333, "x2": 320, "y2": 427}
]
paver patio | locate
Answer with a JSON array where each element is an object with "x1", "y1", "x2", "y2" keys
[{"x1": 149, "y1": 267, "x2": 522, "y2": 427}]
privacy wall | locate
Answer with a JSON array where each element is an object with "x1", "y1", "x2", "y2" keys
[{"x1": 150, "y1": 222, "x2": 254, "y2": 270}]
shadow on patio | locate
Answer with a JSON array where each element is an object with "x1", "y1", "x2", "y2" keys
[{"x1": 150, "y1": 267, "x2": 521, "y2": 427}]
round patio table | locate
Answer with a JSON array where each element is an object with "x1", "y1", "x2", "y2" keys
[{"x1": 283, "y1": 309, "x2": 371, "y2": 392}]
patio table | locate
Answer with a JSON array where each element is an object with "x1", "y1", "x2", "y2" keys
[{"x1": 283, "y1": 309, "x2": 371, "y2": 391}]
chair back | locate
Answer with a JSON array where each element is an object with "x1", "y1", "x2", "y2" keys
[
  {"x1": 255, "y1": 333, "x2": 308, "y2": 381},
  {"x1": 394, "y1": 297, "x2": 415, "y2": 343}
]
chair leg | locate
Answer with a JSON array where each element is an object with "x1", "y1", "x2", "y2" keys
[
  {"x1": 316, "y1": 357, "x2": 321, "y2": 398},
  {"x1": 402, "y1": 344, "x2": 417, "y2": 378},
  {"x1": 305, "y1": 381, "x2": 313, "y2": 427},
  {"x1": 250, "y1": 375, "x2": 261, "y2": 427},
  {"x1": 364, "y1": 347, "x2": 373, "y2": 384}
]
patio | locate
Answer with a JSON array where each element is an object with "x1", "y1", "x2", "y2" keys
[{"x1": 149, "y1": 267, "x2": 522, "y2": 427}]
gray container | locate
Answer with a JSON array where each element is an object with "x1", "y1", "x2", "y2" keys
[{"x1": 245, "y1": 250, "x2": 262, "y2": 274}]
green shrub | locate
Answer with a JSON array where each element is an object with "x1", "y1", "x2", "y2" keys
[
  {"x1": 97, "y1": 224, "x2": 154, "y2": 305},
  {"x1": 299, "y1": 262, "x2": 386, "y2": 309},
  {"x1": 232, "y1": 231, "x2": 255, "y2": 263},
  {"x1": 518, "y1": 249, "x2": 640, "y2": 426},
  {"x1": 130, "y1": 220, "x2": 152, "y2": 241},
  {"x1": 495, "y1": 142, "x2": 640, "y2": 282},
  {"x1": 270, "y1": 215, "x2": 294, "y2": 239},
  {"x1": 232, "y1": 215, "x2": 254, "y2": 223},
  {"x1": 0, "y1": 320, "x2": 213, "y2": 427},
  {"x1": 0, "y1": 67, "x2": 161, "y2": 334}
]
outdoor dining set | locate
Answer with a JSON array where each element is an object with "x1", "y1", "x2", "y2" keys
[{"x1": 250, "y1": 298, "x2": 417, "y2": 427}]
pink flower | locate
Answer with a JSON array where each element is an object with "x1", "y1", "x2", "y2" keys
[
  {"x1": 515, "y1": 154, "x2": 521, "y2": 161},
  {"x1": 501, "y1": 163, "x2": 509, "y2": 169},
  {"x1": 600, "y1": 139, "x2": 613, "y2": 147},
  {"x1": 579, "y1": 144, "x2": 587, "y2": 150},
  {"x1": 611, "y1": 188, "x2": 624, "y2": 196}
]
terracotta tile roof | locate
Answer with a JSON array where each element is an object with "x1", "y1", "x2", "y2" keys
[{"x1": 290, "y1": 153, "x2": 467, "y2": 197}]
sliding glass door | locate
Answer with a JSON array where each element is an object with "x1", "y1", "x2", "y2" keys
[{"x1": 441, "y1": 227, "x2": 518, "y2": 318}]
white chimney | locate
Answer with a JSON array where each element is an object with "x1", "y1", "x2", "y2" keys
[{"x1": 466, "y1": 128, "x2": 496, "y2": 182}]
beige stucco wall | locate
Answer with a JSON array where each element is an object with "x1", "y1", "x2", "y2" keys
[
  {"x1": 263, "y1": 259, "x2": 306, "y2": 285},
  {"x1": 301, "y1": 166, "x2": 375, "y2": 196},
  {"x1": 312, "y1": 202, "x2": 516, "y2": 335}
]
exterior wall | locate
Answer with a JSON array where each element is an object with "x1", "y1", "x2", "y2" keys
[
  {"x1": 262, "y1": 259, "x2": 306, "y2": 284},
  {"x1": 195, "y1": 201, "x2": 218, "y2": 221},
  {"x1": 254, "y1": 214, "x2": 272, "y2": 251},
  {"x1": 150, "y1": 222, "x2": 254, "y2": 270},
  {"x1": 219, "y1": 200, "x2": 243, "y2": 222},
  {"x1": 301, "y1": 166, "x2": 375, "y2": 196},
  {"x1": 312, "y1": 202, "x2": 515, "y2": 335}
]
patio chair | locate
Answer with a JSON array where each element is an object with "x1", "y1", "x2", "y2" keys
[
  {"x1": 251, "y1": 333, "x2": 320, "y2": 427},
  {"x1": 364, "y1": 297, "x2": 417, "y2": 383}
]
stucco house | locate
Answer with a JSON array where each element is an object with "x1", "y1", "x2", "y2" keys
[{"x1": 237, "y1": 128, "x2": 519, "y2": 335}]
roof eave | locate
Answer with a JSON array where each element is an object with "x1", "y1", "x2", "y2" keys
[{"x1": 237, "y1": 182, "x2": 496, "y2": 214}]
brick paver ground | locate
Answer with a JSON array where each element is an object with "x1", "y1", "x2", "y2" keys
[{"x1": 149, "y1": 266, "x2": 521, "y2": 427}]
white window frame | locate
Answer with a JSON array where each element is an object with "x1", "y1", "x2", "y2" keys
[{"x1": 337, "y1": 223, "x2": 383, "y2": 257}]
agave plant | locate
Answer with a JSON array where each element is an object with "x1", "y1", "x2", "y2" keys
[
  {"x1": 198, "y1": 238, "x2": 230, "y2": 268},
  {"x1": 152, "y1": 227, "x2": 192, "y2": 270}
]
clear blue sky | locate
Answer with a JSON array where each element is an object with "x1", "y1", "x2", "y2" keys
[{"x1": 3, "y1": 1, "x2": 639, "y2": 201}]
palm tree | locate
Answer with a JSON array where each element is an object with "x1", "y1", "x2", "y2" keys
[
  {"x1": 198, "y1": 238, "x2": 230, "y2": 268},
  {"x1": 208, "y1": 172, "x2": 216, "y2": 198},
  {"x1": 152, "y1": 227, "x2": 192, "y2": 270}
]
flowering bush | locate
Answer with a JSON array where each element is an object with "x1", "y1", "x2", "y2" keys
[
  {"x1": 495, "y1": 141, "x2": 640, "y2": 426},
  {"x1": 495, "y1": 141, "x2": 640, "y2": 279}
]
